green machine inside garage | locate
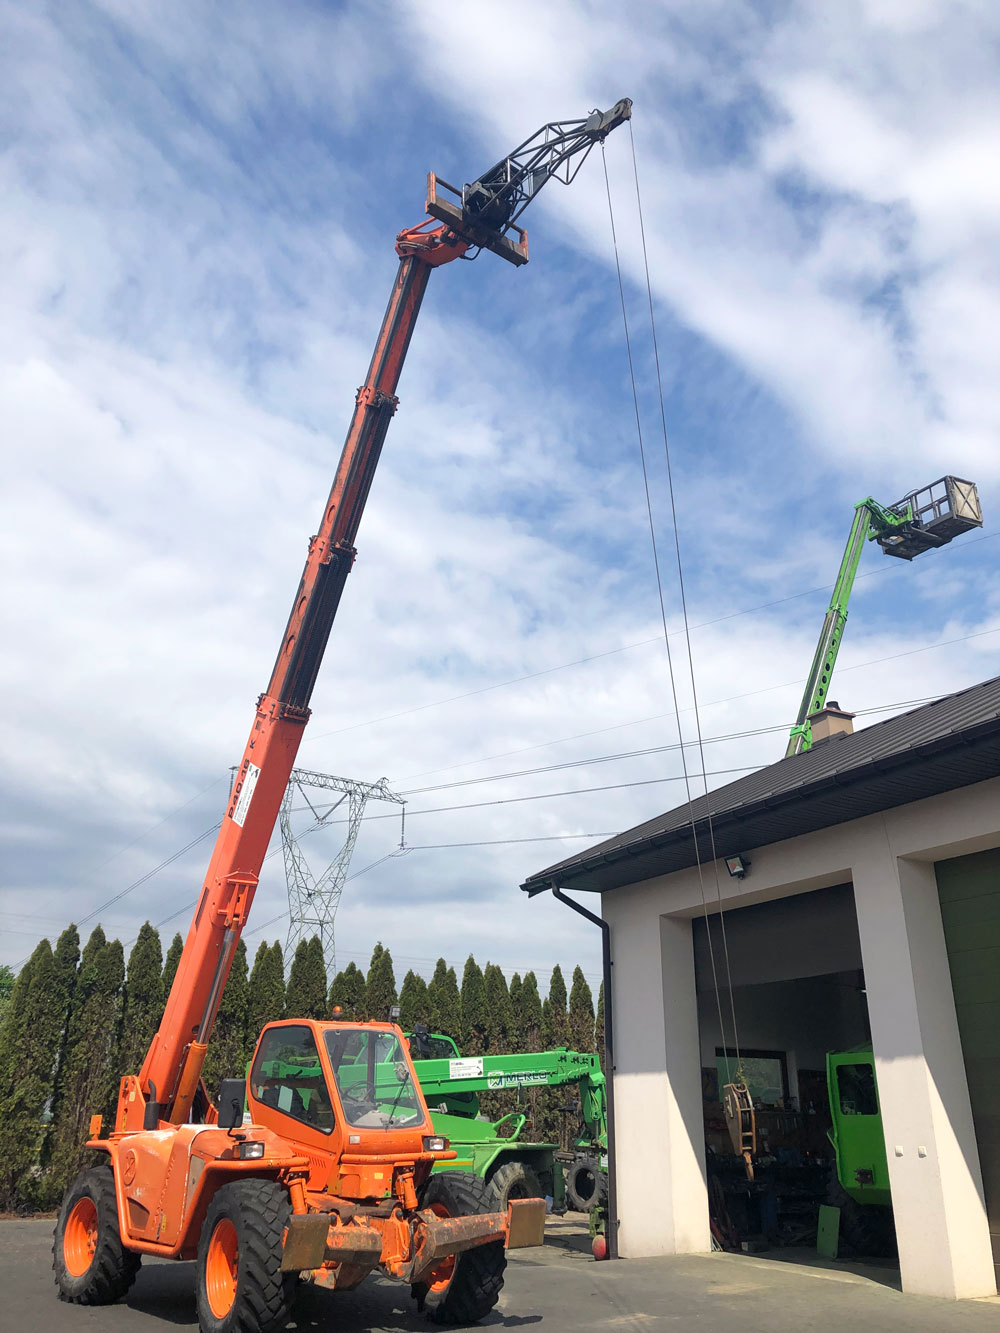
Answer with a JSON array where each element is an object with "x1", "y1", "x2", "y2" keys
[
  {"x1": 694, "y1": 849, "x2": 1000, "y2": 1271},
  {"x1": 695, "y1": 884, "x2": 884, "y2": 1257}
]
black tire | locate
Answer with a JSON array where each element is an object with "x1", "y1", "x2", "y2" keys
[
  {"x1": 486, "y1": 1159, "x2": 543, "y2": 1212},
  {"x1": 414, "y1": 1172, "x2": 506, "y2": 1325},
  {"x1": 195, "y1": 1179, "x2": 296, "y2": 1333},
  {"x1": 53, "y1": 1163, "x2": 141, "y2": 1305},
  {"x1": 565, "y1": 1155, "x2": 607, "y2": 1213},
  {"x1": 827, "y1": 1165, "x2": 897, "y2": 1258}
]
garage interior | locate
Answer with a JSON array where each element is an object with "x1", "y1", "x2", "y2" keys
[{"x1": 694, "y1": 883, "x2": 888, "y2": 1259}]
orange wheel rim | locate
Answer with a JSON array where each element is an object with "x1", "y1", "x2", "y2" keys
[
  {"x1": 205, "y1": 1217, "x2": 239, "y2": 1318},
  {"x1": 426, "y1": 1201, "x2": 456, "y2": 1293},
  {"x1": 64, "y1": 1196, "x2": 98, "y2": 1277}
]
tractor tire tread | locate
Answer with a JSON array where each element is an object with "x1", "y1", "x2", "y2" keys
[
  {"x1": 565, "y1": 1154, "x2": 607, "y2": 1214},
  {"x1": 53, "y1": 1164, "x2": 141, "y2": 1305},
  {"x1": 418, "y1": 1172, "x2": 507, "y2": 1325},
  {"x1": 486, "y1": 1160, "x2": 543, "y2": 1213},
  {"x1": 196, "y1": 1179, "x2": 296, "y2": 1333}
]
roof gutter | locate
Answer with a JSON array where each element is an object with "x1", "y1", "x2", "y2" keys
[{"x1": 549, "y1": 885, "x2": 618, "y2": 1261}]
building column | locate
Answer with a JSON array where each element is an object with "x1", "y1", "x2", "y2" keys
[
  {"x1": 603, "y1": 895, "x2": 710, "y2": 1257},
  {"x1": 852, "y1": 827, "x2": 995, "y2": 1298}
]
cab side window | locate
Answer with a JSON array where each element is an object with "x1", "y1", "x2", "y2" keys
[
  {"x1": 836, "y1": 1062, "x2": 879, "y2": 1116},
  {"x1": 250, "y1": 1025, "x2": 335, "y2": 1134}
]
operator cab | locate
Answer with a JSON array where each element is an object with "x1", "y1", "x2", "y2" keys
[
  {"x1": 245, "y1": 1019, "x2": 441, "y2": 1195},
  {"x1": 407, "y1": 1027, "x2": 461, "y2": 1062}
]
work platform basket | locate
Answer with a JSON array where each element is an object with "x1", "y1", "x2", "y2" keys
[{"x1": 877, "y1": 476, "x2": 983, "y2": 560}]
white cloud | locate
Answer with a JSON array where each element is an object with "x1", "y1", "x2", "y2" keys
[{"x1": 1, "y1": 1, "x2": 997, "y2": 998}]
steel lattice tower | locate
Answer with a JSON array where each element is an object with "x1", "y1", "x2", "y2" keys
[{"x1": 281, "y1": 767, "x2": 405, "y2": 977}]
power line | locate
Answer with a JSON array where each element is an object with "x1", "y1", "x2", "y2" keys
[
  {"x1": 396, "y1": 693, "x2": 941, "y2": 784},
  {"x1": 404, "y1": 833, "x2": 619, "y2": 849},
  {"x1": 343, "y1": 763, "x2": 767, "y2": 824},
  {"x1": 10, "y1": 646, "x2": 992, "y2": 962},
  {"x1": 304, "y1": 529, "x2": 998, "y2": 746},
  {"x1": 75, "y1": 826, "x2": 219, "y2": 929},
  {"x1": 368, "y1": 624, "x2": 1000, "y2": 790},
  {"x1": 284, "y1": 689, "x2": 968, "y2": 814}
]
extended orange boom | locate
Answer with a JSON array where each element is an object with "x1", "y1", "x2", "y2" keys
[{"x1": 53, "y1": 100, "x2": 631, "y2": 1333}]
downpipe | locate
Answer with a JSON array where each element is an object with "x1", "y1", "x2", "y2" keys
[{"x1": 550, "y1": 886, "x2": 619, "y2": 1261}]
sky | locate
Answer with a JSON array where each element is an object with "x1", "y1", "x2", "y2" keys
[{"x1": 2, "y1": 0, "x2": 998, "y2": 998}]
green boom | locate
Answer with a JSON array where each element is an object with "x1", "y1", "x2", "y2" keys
[{"x1": 786, "y1": 475, "x2": 982, "y2": 758}]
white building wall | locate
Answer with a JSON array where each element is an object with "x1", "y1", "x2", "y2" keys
[
  {"x1": 604, "y1": 900, "x2": 710, "y2": 1256},
  {"x1": 602, "y1": 774, "x2": 1000, "y2": 1299},
  {"x1": 852, "y1": 834, "x2": 995, "y2": 1298}
]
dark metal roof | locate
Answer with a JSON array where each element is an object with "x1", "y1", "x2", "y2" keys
[{"x1": 521, "y1": 676, "x2": 1000, "y2": 896}]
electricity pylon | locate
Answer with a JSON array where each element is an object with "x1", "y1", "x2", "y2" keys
[{"x1": 281, "y1": 767, "x2": 405, "y2": 978}]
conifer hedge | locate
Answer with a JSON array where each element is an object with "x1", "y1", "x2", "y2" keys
[{"x1": 0, "y1": 919, "x2": 601, "y2": 1212}]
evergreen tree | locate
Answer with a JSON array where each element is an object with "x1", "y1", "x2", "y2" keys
[
  {"x1": 508, "y1": 972, "x2": 524, "y2": 1053},
  {"x1": 49, "y1": 931, "x2": 125, "y2": 1193},
  {"x1": 539, "y1": 965, "x2": 570, "y2": 1146},
  {"x1": 427, "y1": 958, "x2": 457, "y2": 1038},
  {"x1": 43, "y1": 926, "x2": 83, "y2": 1182},
  {"x1": 398, "y1": 970, "x2": 429, "y2": 1030},
  {"x1": 161, "y1": 931, "x2": 183, "y2": 999},
  {"x1": 519, "y1": 970, "x2": 544, "y2": 1138},
  {"x1": 483, "y1": 964, "x2": 512, "y2": 1053},
  {"x1": 118, "y1": 923, "x2": 163, "y2": 1076},
  {"x1": 595, "y1": 981, "x2": 606, "y2": 1066},
  {"x1": 460, "y1": 956, "x2": 488, "y2": 1055},
  {"x1": 285, "y1": 936, "x2": 328, "y2": 1020},
  {"x1": 0, "y1": 941, "x2": 66, "y2": 1208},
  {"x1": 51, "y1": 926, "x2": 81, "y2": 1029},
  {"x1": 569, "y1": 966, "x2": 595, "y2": 1053},
  {"x1": 203, "y1": 939, "x2": 249, "y2": 1099},
  {"x1": 246, "y1": 941, "x2": 285, "y2": 1051},
  {"x1": 365, "y1": 942, "x2": 397, "y2": 1022},
  {"x1": 329, "y1": 961, "x2": 366, "y2": 1019},
  {"x1": 520, "y1": 972, "x2": 543, "y2": 1050},
  {"x1": 307, "y1": 937, "x2": 328, "y2": 1013},
  {"x1": 0, "y1": 965, "x2": 14, "y2": 1027},
  {"x1": 426, "y1": 959, "x2": 446, "y2": 1029},
  {"x1": 541, "y1": 965, "x2": 570, "y2": 1048}
]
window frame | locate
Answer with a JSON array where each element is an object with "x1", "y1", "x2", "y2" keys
[
  {"x1": 249, "y1": 1022, "x2": 336, "y2": 1136},
  {"x1": 715, "y1": 1046, "x2": 790, "y2": 1107}
]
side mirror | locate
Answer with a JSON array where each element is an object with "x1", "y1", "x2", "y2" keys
[{"x1": 218, "y1": 1078, "x2": 246, "y2": 1130}]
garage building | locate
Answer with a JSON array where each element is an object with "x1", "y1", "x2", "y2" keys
[{"x1": 522, "y1": 677, "x2": 1000, "y2": 1299}]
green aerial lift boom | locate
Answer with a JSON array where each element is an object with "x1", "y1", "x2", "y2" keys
[
  {"x1": 406, "y1": 1031, "x2": 608, "y2": 1214},
  {"x1": 786, "y1": 475, "x2": 982, "y2": 757}
]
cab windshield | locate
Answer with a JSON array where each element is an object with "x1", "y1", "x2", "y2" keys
[{"x1": 324, "y1": 1028, "x2": 422, "y2": 1129}]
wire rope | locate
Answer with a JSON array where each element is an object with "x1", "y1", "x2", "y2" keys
[
  {"x1": 601, "y1": 136, "x2": 734, "y2": 1063},
  {"x1": 304, "y1": 531, "x2": 997, "y2": 745},
  {"x1": 627, "y1": 119, "x2": 743, "y2": 1072}
]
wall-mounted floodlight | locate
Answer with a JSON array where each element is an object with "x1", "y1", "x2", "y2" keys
[{"x1": 725, "y1": 855, "x2": 749, "y2": 880}]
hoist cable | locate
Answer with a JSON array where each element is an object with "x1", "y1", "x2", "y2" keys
[
  {"x1": 627, "y1": 119, "x2": 743, "y2": 1072},
  {"x1": 600, "y1": 139, "x2": 733, "y2": 1063}
]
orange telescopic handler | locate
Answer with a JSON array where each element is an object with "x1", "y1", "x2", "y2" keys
[{"x1": 52, "y1": 100, "x2": 631, "y2": 1333}]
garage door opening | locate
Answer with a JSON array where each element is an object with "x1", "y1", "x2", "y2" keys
[{"x1": 693, "y1": 882, "x2": 897, "y2": 1268}]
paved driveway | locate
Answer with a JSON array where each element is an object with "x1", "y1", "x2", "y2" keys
[{"x1": 6, "y1": 1215, "x2": 1000, "y2": 1331}]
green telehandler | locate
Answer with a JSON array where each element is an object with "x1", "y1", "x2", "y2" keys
[
  {"x1": 405, "y1": 1030, "x2": 608, "y2": 1216},
  {"x1": 825, "y1": 1044, "x2": 896, "y2": 1256}
]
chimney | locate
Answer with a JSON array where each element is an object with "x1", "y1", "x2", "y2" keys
[{"x1": 809, "y1": 701, "x2": 855, "y2": 745}]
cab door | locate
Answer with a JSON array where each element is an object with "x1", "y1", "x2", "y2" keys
[{"x1": 247, "y1": 1022, "x2": 342, "y2": 1189}]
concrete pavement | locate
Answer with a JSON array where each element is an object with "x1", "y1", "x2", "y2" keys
[{"x1": 5, "y1": 1215, "x2": 1000, "y2": 1330}]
